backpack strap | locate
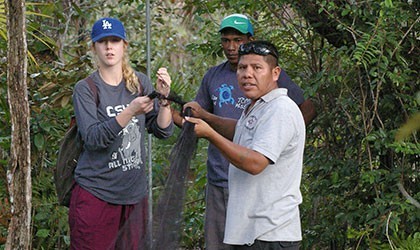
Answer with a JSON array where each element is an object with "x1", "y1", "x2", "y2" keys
[
  {"x1": 69, "y1": 76, "x2": 99, "y2": 132},
  {"x1": 85, "y1": 76, "x2": 99, "y2": 106}
]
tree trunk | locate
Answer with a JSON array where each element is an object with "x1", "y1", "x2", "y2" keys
[{"x1": 5, "y1": 0, "x2": 32, "y2": 249}]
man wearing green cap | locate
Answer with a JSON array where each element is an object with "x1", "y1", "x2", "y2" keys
[{"x1": 174, "y1": 14, "x2": 315, "y2": 249}]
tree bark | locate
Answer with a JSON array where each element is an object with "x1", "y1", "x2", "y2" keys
[{"x1": 5, "y1": 0, "x2": 32, "y2": 249}]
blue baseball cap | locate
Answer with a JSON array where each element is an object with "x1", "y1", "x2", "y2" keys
[
  {"x1": 91, "y1": 17, "x2": 126, "y2": 42},
  {"x1": 219, "y1": 14, "x2": 254, "y2": 36}
]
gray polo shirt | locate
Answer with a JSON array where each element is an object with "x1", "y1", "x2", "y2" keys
[{"x1": 224, "y1": 88, "x2": 306, "y2": 244}]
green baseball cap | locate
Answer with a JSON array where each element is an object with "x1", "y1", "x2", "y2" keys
[{"x1": 219, "y1": 14, "x2": 254, "y2": 36}]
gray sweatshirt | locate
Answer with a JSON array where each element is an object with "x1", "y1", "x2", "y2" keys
[{"x1": 72, "y1": 71, "x2": 173, "y2": 204}]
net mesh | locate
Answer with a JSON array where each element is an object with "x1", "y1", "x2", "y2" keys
[{"x1": 152, "y1": 107, "x2": 197, "y2": 250}]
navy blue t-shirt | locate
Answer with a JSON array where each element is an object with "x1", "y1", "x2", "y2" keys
[{"x1": 195, "y1": 61, "x2": 304, "y2": 188}]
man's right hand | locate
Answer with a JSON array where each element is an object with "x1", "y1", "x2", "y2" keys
[{"x1": 183, "y1": 101, "x2": 209, "y2": 120}]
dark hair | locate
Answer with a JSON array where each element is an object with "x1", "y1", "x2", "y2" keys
[{"x1": 238, "y1": 40, "x2": 279, "y2": 66}]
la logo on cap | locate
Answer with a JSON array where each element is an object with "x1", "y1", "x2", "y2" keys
[{"x1": 102, "y1": 20, "x2": 112, "y2": 30}]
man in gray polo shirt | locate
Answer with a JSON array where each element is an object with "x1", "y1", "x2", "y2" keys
[{"x1": 185, "y1": 40, "x2": 305, "y2": 249}]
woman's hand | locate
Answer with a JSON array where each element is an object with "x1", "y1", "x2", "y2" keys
[
  {"x1": 116, "y1": 96, "x2": 154, "y2": 127},
  {"x1": 128, "y1": 96, "x2": 154, "y2": 116},
  {"x1": 156, "y1": 67, "x2": 171, "y2": 97}
]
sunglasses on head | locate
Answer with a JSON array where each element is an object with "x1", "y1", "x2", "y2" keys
[{"x1": 238, "y1": 43, "x2": 279, "y2": 60}]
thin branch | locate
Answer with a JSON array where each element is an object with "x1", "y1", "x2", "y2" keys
[
  {"x1": 263, "y1": 2, "x2": 312, "y2": 60},
  {"x1": 386, "y1": 212, "x2": 396, "y2": 250},
  {"x1": 391, "y1": 15, "x2": 420, "y2": 59},
  {"x1": 397, "y1": 182, "x2": 420, "y2": 209}
]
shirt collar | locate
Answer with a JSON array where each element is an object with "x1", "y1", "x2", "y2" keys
[{"x1": 260, "y1": 88, "x2": 288, "y2": 103}]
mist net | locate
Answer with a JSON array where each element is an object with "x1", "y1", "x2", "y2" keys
[{"x1": 152, "y1": 107, "x2": 198, "y2": 250}]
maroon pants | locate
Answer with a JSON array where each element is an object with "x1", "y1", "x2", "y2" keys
[{"x1": 69, "y1": 184, "x2": 148, "y2": 250}]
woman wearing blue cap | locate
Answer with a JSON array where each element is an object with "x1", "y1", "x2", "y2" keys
[{"x1": 69, "y1": 17, "x2": 174, "y2": 249}]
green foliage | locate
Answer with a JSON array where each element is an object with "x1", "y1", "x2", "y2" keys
[
  {"x1": 32, "y1": 170, "x2": 70, "y2": 249},
  {"x1": 0, "y1": 3, "x2": 5, "y2": 46},
  {"x1": 300, "y1": 1, "x2": 419, "y2": 248},
  {"x1": 390, "y1": 232, "x2": 420, "y2": 250}
]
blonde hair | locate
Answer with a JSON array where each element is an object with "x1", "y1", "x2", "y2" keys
[{"x1": 122, "y1": 42, "x2": 140, "y2": 94}]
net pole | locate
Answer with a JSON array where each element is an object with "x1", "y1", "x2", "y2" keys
[{"x1": 146, "y1": 0, "x2": 153, "y2": 247}]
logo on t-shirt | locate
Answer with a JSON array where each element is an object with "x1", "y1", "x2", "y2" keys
[
  {"x1": 217, "y1": 84, "x2": 235, "y2": 107},
  {"x1": 106, "y1": 103, "x2": 142, "y2": 171},
  {"x1": 236, "y1": 97, "x2": 250, "y2": 110},
  {"x1": 120, "y1": 121, "x2": 142, "y2": 167},
  {"x1": 245, "y1": 115, "x2": 258, "y2": 130}
]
